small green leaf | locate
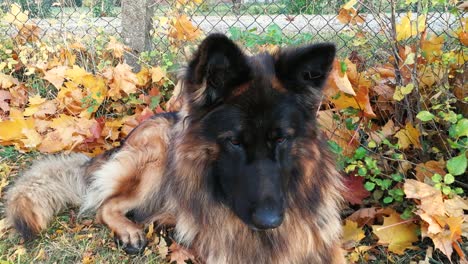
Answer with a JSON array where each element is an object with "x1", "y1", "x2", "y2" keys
[
  {"x1": 453, "y1": 119, "x2": 468, "y2": 138},
  {"x1": 447, "y1": 154, "x2": 467, "y2": 176},
  {"x1": 442, "y1": 186, "x2": 451, "y2": 195},
  {"x1": 391, "y1": 173, "x2": 403, "y2": 182},
  {"x1": 432, "y1": 173, "x2": 442, "y2": 183},
  {"x1": 364, "y1": 181, "x2": 375, "y2": 191},
  {"x1": 327, "y1": 140, "x2": 342, "y2": 154},
  {"x1": 444, "y1": 174, "x2": 455, "y2": 184},
  {"x1": 416, "y1": 111, "x2": 435, "y2": 122},
  {"x1": 358, "y1": 167, "x2": 367, "y2": 176},
  {"x1": 383, "y1": 196, "x2": 394, "y2": 204},
  {"x1": 340, "y1": 60, "x2": 347, "y2": 73},
  {"x1": 368, "y1": 140, "x2": 377, "y2": 148},
  {"x1": 434, "y1": 183, "x2": 442, "y2": 190},
  {"x1": 354, "y1": 147, "x2": 367, "y2": 159},
  {"x1": 454, "y1": 187, "x2": 464, "y2": 194}
]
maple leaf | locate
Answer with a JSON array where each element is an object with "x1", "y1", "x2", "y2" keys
[
  {"x1": 150, "y1": 66, "x2": 167, "y2": 83},
  {"x1": 169, "y1": 242, "x2": 196, "y2": 264},
  {"x1": 44, "y1": 66, "x2": 68, "y2": 89},
  {"x1": 394, "y1": 122, "x2": 421, "y2": 150},
  {"x1": 414, "y1": 160, "x2": 446, "y2": 182},
  {"x1": 0, "y1": 90, "x2": 12, "y2": 114},
  {"x1": 169, "y1": 14, "x2": 202, "y2": 43},
  {"x1": 421, "y1": 34, "x2": 444, "y2": 62},
  {"x1": 404, "y1": 179, "x2": 445, "y2": 216},
  {"x1": 23, "y1": 95, "x2": 57, "y2": 119},
  {"x1": 371, "y1": 210, "x2": 419, "y2": 255},
  {"x1": 396, "y1": 13, "x2": 426, "y2": 41},
  {"x1": 0, "y1": 73, "x2": 19, "y2": 89},
  {"x1": 346, "y1": 207, "x2": 381, "y2": 226},
  {"x1": 342, "y1": 220, "x2": 365, "y2": 250},
  {"x1": 106, "y1": 36, "x2": 129, "y2": 59},
  {"x1": 103, "y1": 63, "x2": 138, "y2": 98},
  {"x1": 342, "y1": 174, "x2": 370, "y2": 205},
  {"x1": 368, "y1": 120, "x2": 397, "y2": 144},
  {"x1": 337, "y1": 8, "x2": 365, "y2": 25},
  {"x1": 0, "y1": 108, "x2": 35, "y2": 142}
]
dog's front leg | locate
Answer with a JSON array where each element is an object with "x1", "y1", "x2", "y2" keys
[{"x1": 97, "y1": 196, "x2": 147, "y2": 254}]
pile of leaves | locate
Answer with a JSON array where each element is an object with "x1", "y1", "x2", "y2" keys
[{"x1": 0, "y1": 1, "x2": 467, "y2": 263}]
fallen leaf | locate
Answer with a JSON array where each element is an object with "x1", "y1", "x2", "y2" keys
[
  {"x1": 415, "y1": 160, "x2": 446, "y2": 182},
  {"x1": 372, "y1": 210, "x2": 419, "y2": 254},
  {"x1": 342, "y1": 219, "x2": 365, "y2": 250},
  {"x1": 404, "y1": 179, "x2": 445, "y2": 216},
  {"x1": 342, "y1": 174, "x2": 370, "y2": 205},
  {"x1": 394, "y1": 122, "x2": 421, "y2": 150},
  {"x1": 169, "y1": 242, "x2": 196, "y2": 264},
  {"x1": 0, "y1": 90, "x2": 12, "y2": 113},
  {"x1": 44, "y1": 66, "x2": 68, "y2": 89}
]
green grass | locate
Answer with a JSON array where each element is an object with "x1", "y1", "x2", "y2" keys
[{"x1": 0, "y1": 147, "x2": 168, "y2": 263}]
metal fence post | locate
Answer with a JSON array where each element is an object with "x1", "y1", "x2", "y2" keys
[{"x1": 121, "y1": 0, "x2": 153, "y2": 71}]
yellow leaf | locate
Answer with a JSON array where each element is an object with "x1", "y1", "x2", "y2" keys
[
  {"x1": 403, "y1": 179, "x2": 445, "y2": 216},
  {"x1": 0, "y1": 109, "x2": 35, "y2": 142},
  {"x1": 421, "y1": 35, "x2": 444, "y2": 62},
  {"x1": 169, "y1": 14, "x2": 202, "y2": 42},
  {"x1": 150, "y1": 66, "x2": 167, "y2": 83},
  {"x1": 21, "y1": 128, "x2": 42, "y2": 148},
  {"x1": 342, "y1": 0, "x2": 357, "y2": 9},
  {"x1": 0, "y1": 73, "x2": 19, "y2": 89},
  {"x1": 106, "y1": 36, "x2": 129, "y2": 58},
  {"x1": 342, "y1": 220, "x2": 365, "y2": 250},
  {"x1": 44, "y1": 66, "x2": 68, "y2": 89},
  {"x1": 396, "y1": 13, "x2": 426, "y2": 41},
  {"x1": 372, "y1": 210, "x2": 419, "y2": 255},
  {"x1": 394, "y1": 122, "x2": 421, "y2": 149},
  {"x1": 444, "y1": 196, "x2": 468, "y2": 217},
  {"x1": 393, "y1": 83, "x2": 414, "y2": 101}
]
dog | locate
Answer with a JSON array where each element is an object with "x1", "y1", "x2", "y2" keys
[{"x1": 6, "y1": 34, "x2": 345, "y2": 263}]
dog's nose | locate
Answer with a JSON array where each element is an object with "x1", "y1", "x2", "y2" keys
[{"x1": 251, "y1": 207, "x2": 284, "y2": 229}]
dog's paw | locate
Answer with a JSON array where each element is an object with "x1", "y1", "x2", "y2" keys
[{"x1": 114, "y1": 227, "x2": 148, "y2": 255}]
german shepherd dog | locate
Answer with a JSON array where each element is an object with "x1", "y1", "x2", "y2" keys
[{"x1": 6, "y1": 34, "x2": 345, "y2": 263}]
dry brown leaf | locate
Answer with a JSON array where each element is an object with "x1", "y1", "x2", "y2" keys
[
  {"x1": 404, "y1": 179, "x2": 445, "y2": 216},
  {"x1": 415, "y1": 160, "x2": 446, "y2": 182},
  {"x1": 0, "y1": 90, "x2": 12, "y2": 113},
  {"x1": 169, "y1": 242, "x2": 196, "y2": 264}
]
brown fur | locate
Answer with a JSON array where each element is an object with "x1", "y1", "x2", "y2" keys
[{"x1": 6, "y1": 38, "x2": 345, "y2": 263}]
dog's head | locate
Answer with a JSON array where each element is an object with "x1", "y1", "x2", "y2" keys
[{"x1": 182, "y1": 34, "x2": 335, "y2": 230}]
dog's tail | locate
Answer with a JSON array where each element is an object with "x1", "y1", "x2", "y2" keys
[{"x1": 5, "y1": 153, "x2": 90, "y2": 240}]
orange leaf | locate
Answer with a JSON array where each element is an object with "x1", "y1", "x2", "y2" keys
[
  {"x1": 414, "y1": 160, "x2": 446, "y2": 182},
  {"x1": 106, "y1": 36, "x2": 129, "y2": 58},
  {"x1": 326, "y1": 60, "x2": 356, "y2": 96},
  {"x1": 103, "y1": 63, "x2": 138, "y2": 99},
  {"x1": 168, "y1": 242, "x2": 196, "y2": 264}
]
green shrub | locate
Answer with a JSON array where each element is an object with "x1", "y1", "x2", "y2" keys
[{"x1": 16, "y1": 0, "x2": 53, "y2": 18}]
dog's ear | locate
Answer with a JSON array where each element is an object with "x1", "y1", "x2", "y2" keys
[
  {"x1": 275, "y1": 43, "x2": 335, "y2": 93},
  {"x1": 185, "y1": 34, "x2": 251, "y2": 108}
]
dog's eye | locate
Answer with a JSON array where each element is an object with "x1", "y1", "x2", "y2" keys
[
  {"x1": 229, "y1": 138, "x2": 241, "y2": 147},
  {"x1": 276, "y1": 137, "x2": 286, "y2": 144}
]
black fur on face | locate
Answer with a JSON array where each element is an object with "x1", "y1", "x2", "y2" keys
[{"x1": 184, "y1": 34, "x2": 335, "y2": 230}]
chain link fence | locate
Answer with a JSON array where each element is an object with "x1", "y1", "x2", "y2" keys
[{"x1": 0, "y1": 0, "x2": 465, "y2": 62}]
